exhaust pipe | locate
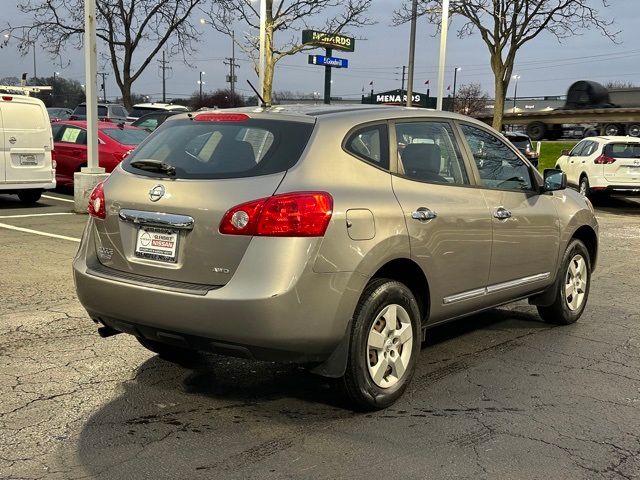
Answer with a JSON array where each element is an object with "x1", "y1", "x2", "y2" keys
[{"x1": 97, "y1": 325, "x2": 122, "y2": 338}]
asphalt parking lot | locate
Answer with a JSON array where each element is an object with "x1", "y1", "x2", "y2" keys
[{"x1": 1, "y1": 191, "x2": 640, "y2": 480}]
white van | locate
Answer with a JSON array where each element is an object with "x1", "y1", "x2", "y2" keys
[{"x1": 0, "y1": 94, "x2": 55, "y2": 204}]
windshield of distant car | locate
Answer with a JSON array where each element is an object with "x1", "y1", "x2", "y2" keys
[
  {"x1": 604, "y1": 143, "x2": 640, "y2": 158},
  {"x1": 123, "y1": 118, "x2": 314, "y2": 179},
  {"x1": 102, "y1": 128, "x2": 150, "y2": 145}
]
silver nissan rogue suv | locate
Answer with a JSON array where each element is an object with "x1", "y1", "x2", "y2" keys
[{"x1": 73, "y1": 105, "x2": 598, "y2": 410}]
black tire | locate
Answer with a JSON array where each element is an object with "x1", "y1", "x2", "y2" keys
[
  {"x1": 527, "y1": 122, "x2": 547, "y2": 141},
  {"x1": 537, "y1": 239, "x2": 591, "y2": 325},
  {"x1": 603, "y1": 123, "x2": 622, "y2": 136},
  {"x1": 578, "y1": 175, "x2": 591, "y2": 198},
  {"x1": 583, "y1": 128, "x2": 599, "y2": 138},
  {"x1": 340, "y1": 278, "x2": 422, "y2": 411},
  {"x1": 17, "y1": 190, "x2": 42, "y2": 204},
  {"x1": 627, "y1": 124, "x2": 640, "y2": 137},
  {"x1": 137, "y1": 337, "x2": 199, "y2": 364}
]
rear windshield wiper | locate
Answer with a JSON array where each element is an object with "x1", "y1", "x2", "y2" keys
[{"x1": 129, "y1": 159, "x2": 176, "y2": 176}]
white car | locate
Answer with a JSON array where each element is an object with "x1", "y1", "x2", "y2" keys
[
  {"x1": 126, "y1": 103, "x2": 190, "y2": 123},
  {"x1": 0, "y1": 94, "x2": 55, "y2": 204},
  {"x1": 555, "y1": 136, "x2": 640, "y2": 198}
]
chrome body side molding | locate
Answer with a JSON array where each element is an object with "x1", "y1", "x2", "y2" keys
[{"x1": 444, "y1": 272, "x2": 551, "y2": 305}]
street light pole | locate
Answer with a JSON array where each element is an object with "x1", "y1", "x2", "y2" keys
[
  {"x1": 436, "y1": 0, "x2": 450, "y2": 111},
  {"x1": 452, "y1": 66, "x2": 461, "y2": 112},
  {"x1": 198, "y1": 71, "x2": 205, "y2": 101},
  {"x1": 512, "y1": 74, "x2": 520, "y2": 114}
]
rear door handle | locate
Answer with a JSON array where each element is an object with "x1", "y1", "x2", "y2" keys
[
  {"x1": 411, "y1": 207, "x2": 437, "y2": 222},
  {"x1": 493, "y1": 207, "x2": 512, "y2": 220}
]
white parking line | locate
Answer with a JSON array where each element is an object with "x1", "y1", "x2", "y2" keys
[
  {"x1": 42, "y1": 195, "x2": 75, "y2": 203},
  {"x1": 0, "y1": 222, "x2": 80, "y2": 243},
  {"x1": 0, "y1": 213, "x2": 75, "y2": 219}
]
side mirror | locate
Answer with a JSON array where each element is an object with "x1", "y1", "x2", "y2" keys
[
  {"x1": 561, "y1": 149, "x2": 571, "y2": 156},
  {"x1": 542, "y1": 169, "x2": 567, "y2": 192}
]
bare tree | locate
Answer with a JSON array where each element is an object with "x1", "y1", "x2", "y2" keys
[
  {"x1": 3, "y1": 0, "x2": 213, "y2": 109},
  {"x1": 605, "y1": 81, "x2": 637, "y2": 89},
  {"x1": 394, "y1": 0, "x2": 617, "y2": 130},
  {"x1": 454, "y1": 83, "x2": 489, "y2": 116},
  {"x1": 204, "y1": 0, "x2": 374, "y2": 105}
]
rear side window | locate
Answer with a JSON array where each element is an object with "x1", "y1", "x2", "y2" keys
[
  {"x1": 102, "y1": 128, "x2": 149, "y2": 145},
  {"x1": 109, "y1": 106, "x2": 128, "y2": 118},
  {"x1": 345, "y1": 124, "x2": 389, "y2": 169},
  {"x1": 58, "y1": 126, "x2": 86, "y2": 144},
  {"x1": 604, "y1": 143, "x2": 640, "y2": 158},
  {"x1": 123, "y1": 118, "x2": 314, "y2": 179}
]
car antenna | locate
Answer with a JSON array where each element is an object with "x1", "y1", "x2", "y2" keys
[{"x1": 246, "y1": 80, "x2": 269, "y2": 109}]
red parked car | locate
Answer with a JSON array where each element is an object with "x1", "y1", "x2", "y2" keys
[{"x1": 51, "y1": 121, "x2": 149, "y2": 187}]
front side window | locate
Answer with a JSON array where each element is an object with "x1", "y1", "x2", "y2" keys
[
  {"x1": 344, "y1": 123, "x2": 389, "y2": 168},
  {"x1": 570, "y1": 140, "x2": 590, "y2": 157},
  {"x1": 395, "y1": 121, "x2": 469, "y2": 185},
  {"x1": 460, "y1": 124, "x2": 533, "y2": 191}
]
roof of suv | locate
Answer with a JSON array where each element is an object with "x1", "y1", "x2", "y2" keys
[
  {"x1": 133, "y1": 103, "x2": 189, "y2": 111},
  {"x1": 178, "y1": 104, "x2": 490, "y2": 127}
]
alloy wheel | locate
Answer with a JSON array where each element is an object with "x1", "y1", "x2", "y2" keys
[{"x1": 565, "y1": 254, "x2": 588, "y2": 311}]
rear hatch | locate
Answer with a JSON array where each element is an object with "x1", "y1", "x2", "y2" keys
[
  {"x1": 94, "y1": 112, "x2": 315, "y2": 286},
  {"x1": 600, "y1": 142, "x2": 640, "y2": 184},
  {"x1": 2, "y1": 97, "x2": 54, "y2": 184}
]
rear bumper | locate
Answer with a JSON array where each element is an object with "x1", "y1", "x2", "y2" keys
[
  {"x1": 591, "y1": 184, "x2": 640, "y2": 195},
  {"x1": 73, "y1": 222, "x2": 367, "y2": 363},
  {"x1": 0, "y1": 180, "x2": 55, "y2": 191}
]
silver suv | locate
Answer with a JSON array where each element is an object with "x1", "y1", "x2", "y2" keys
[{"x1": 73, "y1": 106, "x2": 598, "y2": 410}]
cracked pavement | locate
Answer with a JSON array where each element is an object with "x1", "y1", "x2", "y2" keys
[{"x1": 1, "y1": 193, "x2": 639, "y2": 479}]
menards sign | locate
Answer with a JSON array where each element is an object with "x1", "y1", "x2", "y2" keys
[{"x1": 302, "y1": 30, "x2": 355, "y2": 52}]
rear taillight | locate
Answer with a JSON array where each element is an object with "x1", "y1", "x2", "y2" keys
[
  {"x1": 595, "y1": 154, "x2": 616, "y2": 164},
  {"x1": 114, "y1": 149, "x2": 132, "y2": 162},
  {"x1": 219, "y1": 192, "x2": 333, "y2": 237},
  {"x1": 88, "y1": 182, "x2": 106, "y2": 219},
  {"x1": 194, "y1": 113, "x2": 249, "y2": 122}
]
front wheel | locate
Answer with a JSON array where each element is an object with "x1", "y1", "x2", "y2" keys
[
  {"x1": 537, "y1": 239, "x2": 591, "y2": 325},
  {"x1": 340, "y1": 279, "x2": 422, "y2": 411}
]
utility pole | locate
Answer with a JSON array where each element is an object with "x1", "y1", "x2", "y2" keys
[
  {"x1": 224, "y1": 32, "x2": 239, "y2": 103},
  {"x1": 97, "y1": 72, "x2": 108, "y2": 102},
  {"x1": 400, "y1": 65, "x2": 406, "y2": 92},
  {"x1": 406, "y1": 0, "x2": 418, "y2": 107},
  {"x1": 324, "y1": 47, "x2": 332, "y2": 104},
  {"x1": 157, "y1": 51, "x2": 171, "y2": 103}
]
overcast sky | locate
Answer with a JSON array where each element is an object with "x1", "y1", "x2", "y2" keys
[{"x1": 1, "y1": 0, "x2": 638, "y2": 102}]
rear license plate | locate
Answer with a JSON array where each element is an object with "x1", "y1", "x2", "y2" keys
[
  {"x1": 135, "y1": 227, "x2": 179, "y2": 263},
  {"x1": 19, "y1": 154, "x2": 37, "y2": 166}
]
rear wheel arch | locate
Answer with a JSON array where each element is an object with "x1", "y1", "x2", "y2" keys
[{"x1": 370, "y1": 258, "x2": 430, "y2": 323}]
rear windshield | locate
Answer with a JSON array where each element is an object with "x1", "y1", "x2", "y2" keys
[
  {"x1": 604, "y1": 143, "x2": 640, "y2": 158},
  {"x1": 102, "y1": 128, "x2": 150, "y2": 145},
  {"x1": 122, "y1": 118, "x2": 315, "y2": 179},
  {"x1": 509, "y1": 138, "x2": 530, "y2": 149},
  {"x1": 73, "y1": 105, "x2": 108, "y2": 117},
  {"x1": 129, "y1": 107, "x2": 161, "y2": 118}
]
